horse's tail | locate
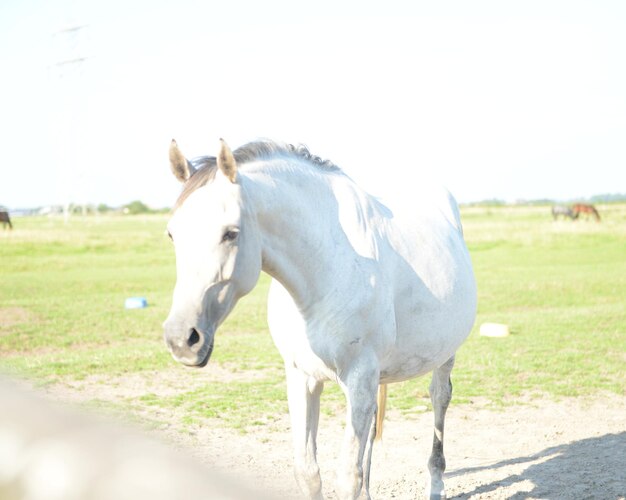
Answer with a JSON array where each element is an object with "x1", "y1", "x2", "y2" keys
[{"x1": 375, "y1": 383, "x2": 387, "y2": 441}]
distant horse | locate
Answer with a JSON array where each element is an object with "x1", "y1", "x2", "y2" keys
[
  {"x1": 572, "y1": 203, "x2": 601, "y2": 221},
  {"x1": 0, "y1": 210, "x2": 12, "y2": 229},
  {"x1": 163, "y1": 139, "x2": 477, "y2": 499},
  {"x1": 551, "y1": 205, "x2": 577, "y2": 220}
]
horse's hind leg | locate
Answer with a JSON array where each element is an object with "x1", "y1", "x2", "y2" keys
[
  {"x1": 427, "y1": 356, "x2": 455, "y2": 500},
  {"x1": 285, "y1": 365, "x2": 324, "y2": 500}
]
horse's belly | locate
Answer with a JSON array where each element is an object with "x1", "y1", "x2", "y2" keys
[
  {"x1": 380, "y1": 260, "x2": 477, "y2": 383},
  {"x1": 379, "y1": 318, "x2": 472, "y2": 383},
  {"x1": 379, "y1": 337, "x2": 459, "y2": 383}
]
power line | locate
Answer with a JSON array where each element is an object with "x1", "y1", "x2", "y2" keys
[{"x1": 50, "y1": 22, "x2": 89, "y2": 221}]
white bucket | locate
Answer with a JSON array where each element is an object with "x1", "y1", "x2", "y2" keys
[{"x1": 479, "y1": 322, "x2": 510, "y2": 337}]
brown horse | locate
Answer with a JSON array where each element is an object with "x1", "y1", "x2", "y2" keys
[
  {"x1": 0, "y1": 210, "x2": 12, "y2": 229},
  {"x1": 572, "y1": 203, "x2": 600, "y2": 221}
]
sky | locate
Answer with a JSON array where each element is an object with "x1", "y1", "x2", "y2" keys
[{"x1": 1, "y1": 0, "x2": 625, "y2": 209}]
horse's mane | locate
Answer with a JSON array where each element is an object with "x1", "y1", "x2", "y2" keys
[
  {"x1": 174, "y1": 140, "x2": 340, "y2": 210},
  {"x1": 234, "y1": 141, "x2": 339, "y2": 171}
]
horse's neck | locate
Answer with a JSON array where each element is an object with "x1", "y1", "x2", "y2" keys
[{"x1": 243, "y1": 163, "x2": 364, "y2": 315}]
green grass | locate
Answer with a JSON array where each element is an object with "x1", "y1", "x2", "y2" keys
[
  {"x1": 1, "y1": 205, "x2": 625, "y2": 430},
  {"x1": 457, "y1": 204, "x2": 626, "y2": 401}
]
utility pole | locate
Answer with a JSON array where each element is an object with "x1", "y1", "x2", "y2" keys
[{"x1": 50, "y1": 21, "x2": 88, "y2": 222}]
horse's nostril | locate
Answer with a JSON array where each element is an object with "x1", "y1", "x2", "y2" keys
[{"x1": 187, "y1": 328, "x2": 201, "y2": 347}]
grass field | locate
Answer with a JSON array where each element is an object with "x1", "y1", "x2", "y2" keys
[{"x1": 1, "y1": 205, "x2": 625, "y2": 430}]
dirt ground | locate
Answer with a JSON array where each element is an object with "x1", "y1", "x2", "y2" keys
[
  {"x1": 41, "y1": 369, "x2": 626, "y2": 500},
  {"x1": 171, "y1": 398, "x2": 626, "y2": 499}
]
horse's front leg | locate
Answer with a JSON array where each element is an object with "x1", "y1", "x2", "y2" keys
[
  {"x1": 336, "y1": 359, "x2": 379, "y2": 500},
  {"x1": 427, "y1": 356, "x2": 455, "y2": 500},
  {"x1": 285, "y1": 364, "x2": 324, "y2": 500}
]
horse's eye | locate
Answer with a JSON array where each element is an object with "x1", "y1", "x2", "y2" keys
[
  {"x1": 221, "y1": 229, "x2": 239, "y2": 243},
  {"x1": 166, "y1": 230, "x2": 173, "y2": 242}
]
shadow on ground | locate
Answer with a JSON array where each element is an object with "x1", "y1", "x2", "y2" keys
[{"x1": 449, "y1": 432, "x2": 626, "y2": 499}]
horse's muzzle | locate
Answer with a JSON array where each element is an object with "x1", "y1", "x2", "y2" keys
[{"x1": 163, "y1": 325, "x2": 214, "y2": 367}]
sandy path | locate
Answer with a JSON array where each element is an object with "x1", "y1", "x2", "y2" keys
[
  {"x1": 168, "y1": 396, "x2": 625, "y2": 499},
  {"x1": 45, "y1": 372, "x2": 625, "y2": 499}
]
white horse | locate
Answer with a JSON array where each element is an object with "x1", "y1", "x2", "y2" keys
[{"x1": 163, "y1": 139, "x2": 477, "y2": 500}]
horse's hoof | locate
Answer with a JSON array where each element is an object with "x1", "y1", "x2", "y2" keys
[{"x1": 427, "y1": 481, "x2": 446, "y2": 500}]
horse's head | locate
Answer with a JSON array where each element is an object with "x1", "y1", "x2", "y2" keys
[{"x1": 163, "y1": 139, "x2": 261, "y2": 367}]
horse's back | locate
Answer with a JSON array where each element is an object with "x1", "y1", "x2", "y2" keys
[{"x1": 379, "y1": 183, "x2": 470, "y2": 280}]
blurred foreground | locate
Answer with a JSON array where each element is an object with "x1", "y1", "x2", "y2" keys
[{"x1": 0, "y1": 377, "x2": 277, "y2": 500}]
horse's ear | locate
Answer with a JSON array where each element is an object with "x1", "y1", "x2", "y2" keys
[
  {"x1": 217, "y1": 138, "x2": 237, "y2": 183},
  {"x1": 169, "y1": 139, "x2": 195, "y2": 183}
]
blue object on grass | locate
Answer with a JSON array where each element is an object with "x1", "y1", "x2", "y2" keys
[{"x1": 125, "y1": 297, "x2": 148, "y2": 309}]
